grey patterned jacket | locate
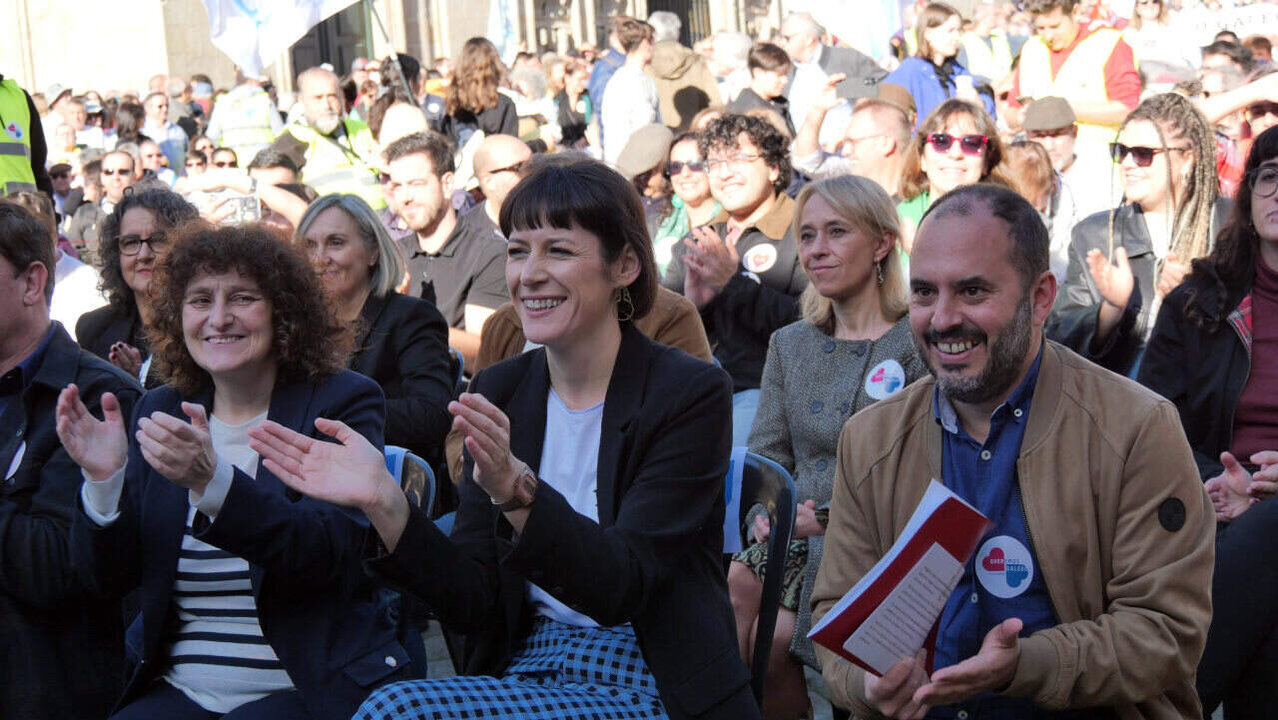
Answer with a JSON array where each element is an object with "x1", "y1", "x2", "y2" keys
[{"x1": 746, "y1": 316, "x2": 927, "y2": 668}]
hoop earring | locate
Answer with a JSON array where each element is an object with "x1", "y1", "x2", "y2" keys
[
  {"x1": 876, "y1": 260, "x2": 885, "y2": 286},
  {"x1": 616, "y1": 286, "x2": 635, "y2": 323}
]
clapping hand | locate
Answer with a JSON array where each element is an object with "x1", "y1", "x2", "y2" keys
[
  {"x1": 108, "y1": 342, "x2": 143, "y2": 377},
  {"x1": 135, "y1": 403, "x2": 217, "y2": 493},
  {"x1": 55, "y1": 384, "x2": 128, "y2": 482},
  {"x1": 1205, "y1": 451, "x2": 1254, "y2": 522},
  {"x1": 1249, "y1": 450, "x2": 1278, "y2": 501},
  {"x1": 1086, "y1": 248, "x2": 1135, "y2": 310},
  {"x1": 449, "y1": 393, "x2": 523, "y2": 503},
  {"x1": 683, "y1": 226, "x2": 742, "y2": 300},
  {"x1": 248, "y1": 417, "x2": 393, "y2": 513}
]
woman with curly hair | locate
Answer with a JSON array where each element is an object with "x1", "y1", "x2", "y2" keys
[
  {"x1": 1050, "y1": 92, "x2": 1229, "y2": 376},
  {"x1": 440, "y1": 37, "x2": 518, "y2": 148},
  {"x1": 76, "y1": 187, "x2": 198, "y2": 387},
  {"x1": 896, "y1": 98, "x2": 1014, "y2": 252},
  {"x1": 56, "y1": 223, "x2": 415, "y2": 719},
  {"x1": 662, "y1": 113, "x2": 807, "y2": 444}
]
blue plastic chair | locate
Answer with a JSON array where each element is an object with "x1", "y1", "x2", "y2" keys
[
  {"x1": 726, "y1": 451, "x2": 797, "y2": 707},
  {"x1": 384, "y1": 445, "x2": 437, "y2": 677}
]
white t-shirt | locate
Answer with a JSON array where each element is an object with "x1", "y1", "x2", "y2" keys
[
  {"x1": 600, "y1": 64, "x2": 660, "y2": 167},
  {"x1": 526, "y1": 388, "x2": 604, "y2": 627},
  {"x1": 52, "y1": 251, "x2": 107, "y2": 340}
]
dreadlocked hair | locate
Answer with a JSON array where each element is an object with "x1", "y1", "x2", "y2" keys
[
  {"x1": 1182, "y1": 125, "x2": 1278, "y2": 330},
  {"x1": 1112, "y1": 94, "x2": 1218, "y2": 266}
]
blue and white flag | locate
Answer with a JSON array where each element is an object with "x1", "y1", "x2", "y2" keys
[
  {"x1": 487, "y1": 0, "x2": 520, "y2": 67},
  {"x1": 201, "y1": 0, "x2": 360, "y2": 76}
]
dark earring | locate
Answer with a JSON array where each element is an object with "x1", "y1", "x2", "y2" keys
[
  {"x1": 876, "y1": 260, "x2": 885, "y2": 286},
  {"x1": 616, "y1": 286, "x2": 635, "y2": 322}
]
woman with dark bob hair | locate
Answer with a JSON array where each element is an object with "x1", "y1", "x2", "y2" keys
[
  {"x1": 76, "y1": 187, "x2": 199, "y2": 387},
  {"x1": 1139, "y1": 125, "x2": 1278, "y2": 717},
  {"x1": 56, "y1": 224, "x2": 415, "y2": 719},
  {"x1": 249, "y1": 156, "x2": 762, "y2": 720}
]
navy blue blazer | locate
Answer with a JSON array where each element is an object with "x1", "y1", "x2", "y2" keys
[
  {"x1": 365, "y1": 324, "x2": 760, "y2": 720},
  {"x1": 1, "y1": 324, "x2": 141, "y2": 719},
  {"x1": 71, "y1": 370, "x2": 411, "y2": 720}
]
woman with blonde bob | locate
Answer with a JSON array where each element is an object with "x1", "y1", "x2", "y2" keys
[
  {"x1": 296, "y1": 194, "x2": 454, "y2": 468},
  {"x1": 727, "y1": 176, "x2": 927, "y2": 720}
]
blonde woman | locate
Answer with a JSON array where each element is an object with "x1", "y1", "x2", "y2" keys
[{"x1": 727, "y1": 176, "x2": 927, "y2": 720}]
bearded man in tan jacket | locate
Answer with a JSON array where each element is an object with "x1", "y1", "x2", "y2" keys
[{"x1": 812, "y1": 184, "x2": 1214, "y2": 720}]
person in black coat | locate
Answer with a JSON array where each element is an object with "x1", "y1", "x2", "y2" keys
[
  {"x1": 439, "y1": 38, "x2": 520, "y2": 149},
  {"x1": 295, "y1": 194, "x2": 453, "y2": 466},
  {"x1": 76, "y1": 187, "x2": 199, "y2": 388},
  {"x1": 250, "y1": 157, "x2": 761, "y2": 720},
  {"x1": 57, "y1": 224, "x2": 413, "y2": 719},
  {"x1": 1140, "y1": 127, "x2": 1278, "y2": 718},
  {"x1": 0, "y1": 202, "x2": 142, "y2": 719},
  {"x1": 727, "y1": 43, "x2": 796, "y2": 136}
]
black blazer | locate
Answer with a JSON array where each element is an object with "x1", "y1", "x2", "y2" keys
[
  {"x1": 0, "y1": 324, "x2": 141, "y2": 719},
  {"x1": 365, "y1": 325, "x2": 760, "y2": 720},
  {"x1": 349, "y1": 292, "x2": 453, "y2": 464},
  {"x1": 71, "y1": 370, "x2": 411, "y2": 720},
  {"x1": 75, "y1": 304, "x2": 163, "y2": 389}
]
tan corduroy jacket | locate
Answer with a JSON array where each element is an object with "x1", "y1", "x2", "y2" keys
[
  {"x1": 811, "y1": 340, "x2": 1214, "y2": 719},
  {"x1": 445, "y1": 286, "x2": 713, "y2": 483}
]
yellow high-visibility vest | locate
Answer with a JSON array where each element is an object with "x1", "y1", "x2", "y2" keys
[
  {"x1": 0, "y1": 79, "x2": 37, "y2": 196},
  {"x1": 1018, "y1": 28, "x2": 1127, "y2": 156},
  {"x1": 286, "y1": 118, "x2": 385, "y2": 210},
  {"x1": 961, "y1": 31, "x2": 1013, "y2": 83}
]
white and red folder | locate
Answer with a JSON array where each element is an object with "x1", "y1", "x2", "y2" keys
[{"x1": 809, "y1": 480, "x2": 990, "y2": 676}]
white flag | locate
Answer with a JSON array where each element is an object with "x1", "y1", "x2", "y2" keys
[
  {"x1": 487, "y1": 0, "x2": 519, "y2": 67},
  {"x1": 201, "y1": 0, "x2": 361, "y2": 76}
]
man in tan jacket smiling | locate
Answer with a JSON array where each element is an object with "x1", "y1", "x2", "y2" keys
[{"x1": 812, "y1": 184, "x2": 1214, "y2": 719}]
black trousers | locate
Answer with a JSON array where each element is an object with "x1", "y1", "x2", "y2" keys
[{"x1": 1197, "y1": 496, "x2": 1278, "y2": 718}]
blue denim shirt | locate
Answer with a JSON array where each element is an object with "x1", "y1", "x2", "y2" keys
[{"x1": 927, "y1": 347, "x2": 1075, "y2": 719}]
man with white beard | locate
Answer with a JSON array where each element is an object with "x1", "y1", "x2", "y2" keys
[{"x1": 267, "y1": 67, "x2": 385, "y2": 209}]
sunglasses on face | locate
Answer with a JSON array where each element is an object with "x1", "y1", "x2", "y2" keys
[
  {"x1": 213, "y1": 160, "x2": 237, "y2": 168},
  {"x1": 1108, "y1": 142, "x2": 1188, "y2": 167},
  {"x1": 667, "y1": 160, "x2": 706, "y2": 175},
  {"x1": 50, "y1": 172, "x2": 70, "y2": 180},
  {"x1": 926, "y1": 132, "x2": 989, "y2": 156},
  {"x1": 102, "y1": 168, "x2": 133, "y2": 177},
  {"x1": 117, "y1": 231, "x2": 168, "y2": 256}
]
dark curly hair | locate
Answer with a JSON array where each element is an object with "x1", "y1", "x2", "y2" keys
[
  {"x1": 147, "y1": 223, "x2": 353, "y2": 396},
  {"x1": 98, "y1": 188, "x2": 200, "y2": 317},
  {"x1": 698, "y1": 113, "x2": 791, "y2": 194},
  {"x1": 1183, "y1": 125, "x2": 1278, "y2": 330}
]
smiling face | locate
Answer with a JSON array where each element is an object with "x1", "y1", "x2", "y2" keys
[
  {"x1": 707, "y1": 132, "x2": 779, "y2": 219},
  {"x1": 921, "y1": 113, "x2": 987, "y2": 196},
  {"x1": 182, "y1": 270, "x2": 275, "y2": 386},
  {"x1": 909, "y1": 210, "x2": 1046, "y2": 406},
  {"x1": 669, "y1": 138, "x2": 711, "y2": 207},
  {"x1": 797, "y1": 193, "x2": 891, "y2": 302},
  {"x1": 1116, "y1": 119, "x2": 1192, "y2": 210},
  {"x1": 101, "y1": 152, "x2": 136, "y2": 203},
  {"x1": 303, "y1": 206, "x2": 376, "y2": 302},
  {"x1": 388, "y1": 152, "x2": 452, "y2": 235},
  {"x1": 506, "y1": 223, "x2": 638, "y2": 351},
  {"x1": 118, "y1": 207, "x2": 162, "y2": 297}
]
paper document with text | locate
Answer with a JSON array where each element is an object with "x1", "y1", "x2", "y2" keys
[{"x1": 808, "y1": 480, "x2": 990, "y2": 676}]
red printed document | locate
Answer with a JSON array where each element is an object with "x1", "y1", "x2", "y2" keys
[{"x1": 808, "y1": 480, "x2": 990, "y2": 676}]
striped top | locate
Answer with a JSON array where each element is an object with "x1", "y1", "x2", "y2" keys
[{"x1": 163, "y1": 411, "x2": 294, "y2": 712}]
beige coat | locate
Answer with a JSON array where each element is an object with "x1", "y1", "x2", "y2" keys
[{"x1": 811, "y1": 340, "x2": 1214, "y2": 719}]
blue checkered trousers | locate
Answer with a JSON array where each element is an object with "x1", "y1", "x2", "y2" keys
[{"x1": 354, "y1": 617, "x2": 669, "y2": 719}]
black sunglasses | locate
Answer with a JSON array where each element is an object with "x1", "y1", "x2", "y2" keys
[
  {"x1": 212, "y1": 160, "x2": 237, "y2": 168},
  {"x1": 926, "y1": 133, "x2": 989, "y2": 156},
  {"x1": 667, "y1": 161, "x2": 706, "y2": 175},
  {"x1": 1109, "y1": 142, "x2": 1189, "y2": 167},
  {"x1": 102, "y1": 168, "x2": 133, "y2": 177}
]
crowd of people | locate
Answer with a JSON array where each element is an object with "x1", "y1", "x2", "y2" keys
[{"x1": 5, "y1": 0, "x2": 1278, "y2": 718}]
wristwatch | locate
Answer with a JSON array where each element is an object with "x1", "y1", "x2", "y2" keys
[{"x1": 493, "y1": 463, "x2": 538, "y2": 512}]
